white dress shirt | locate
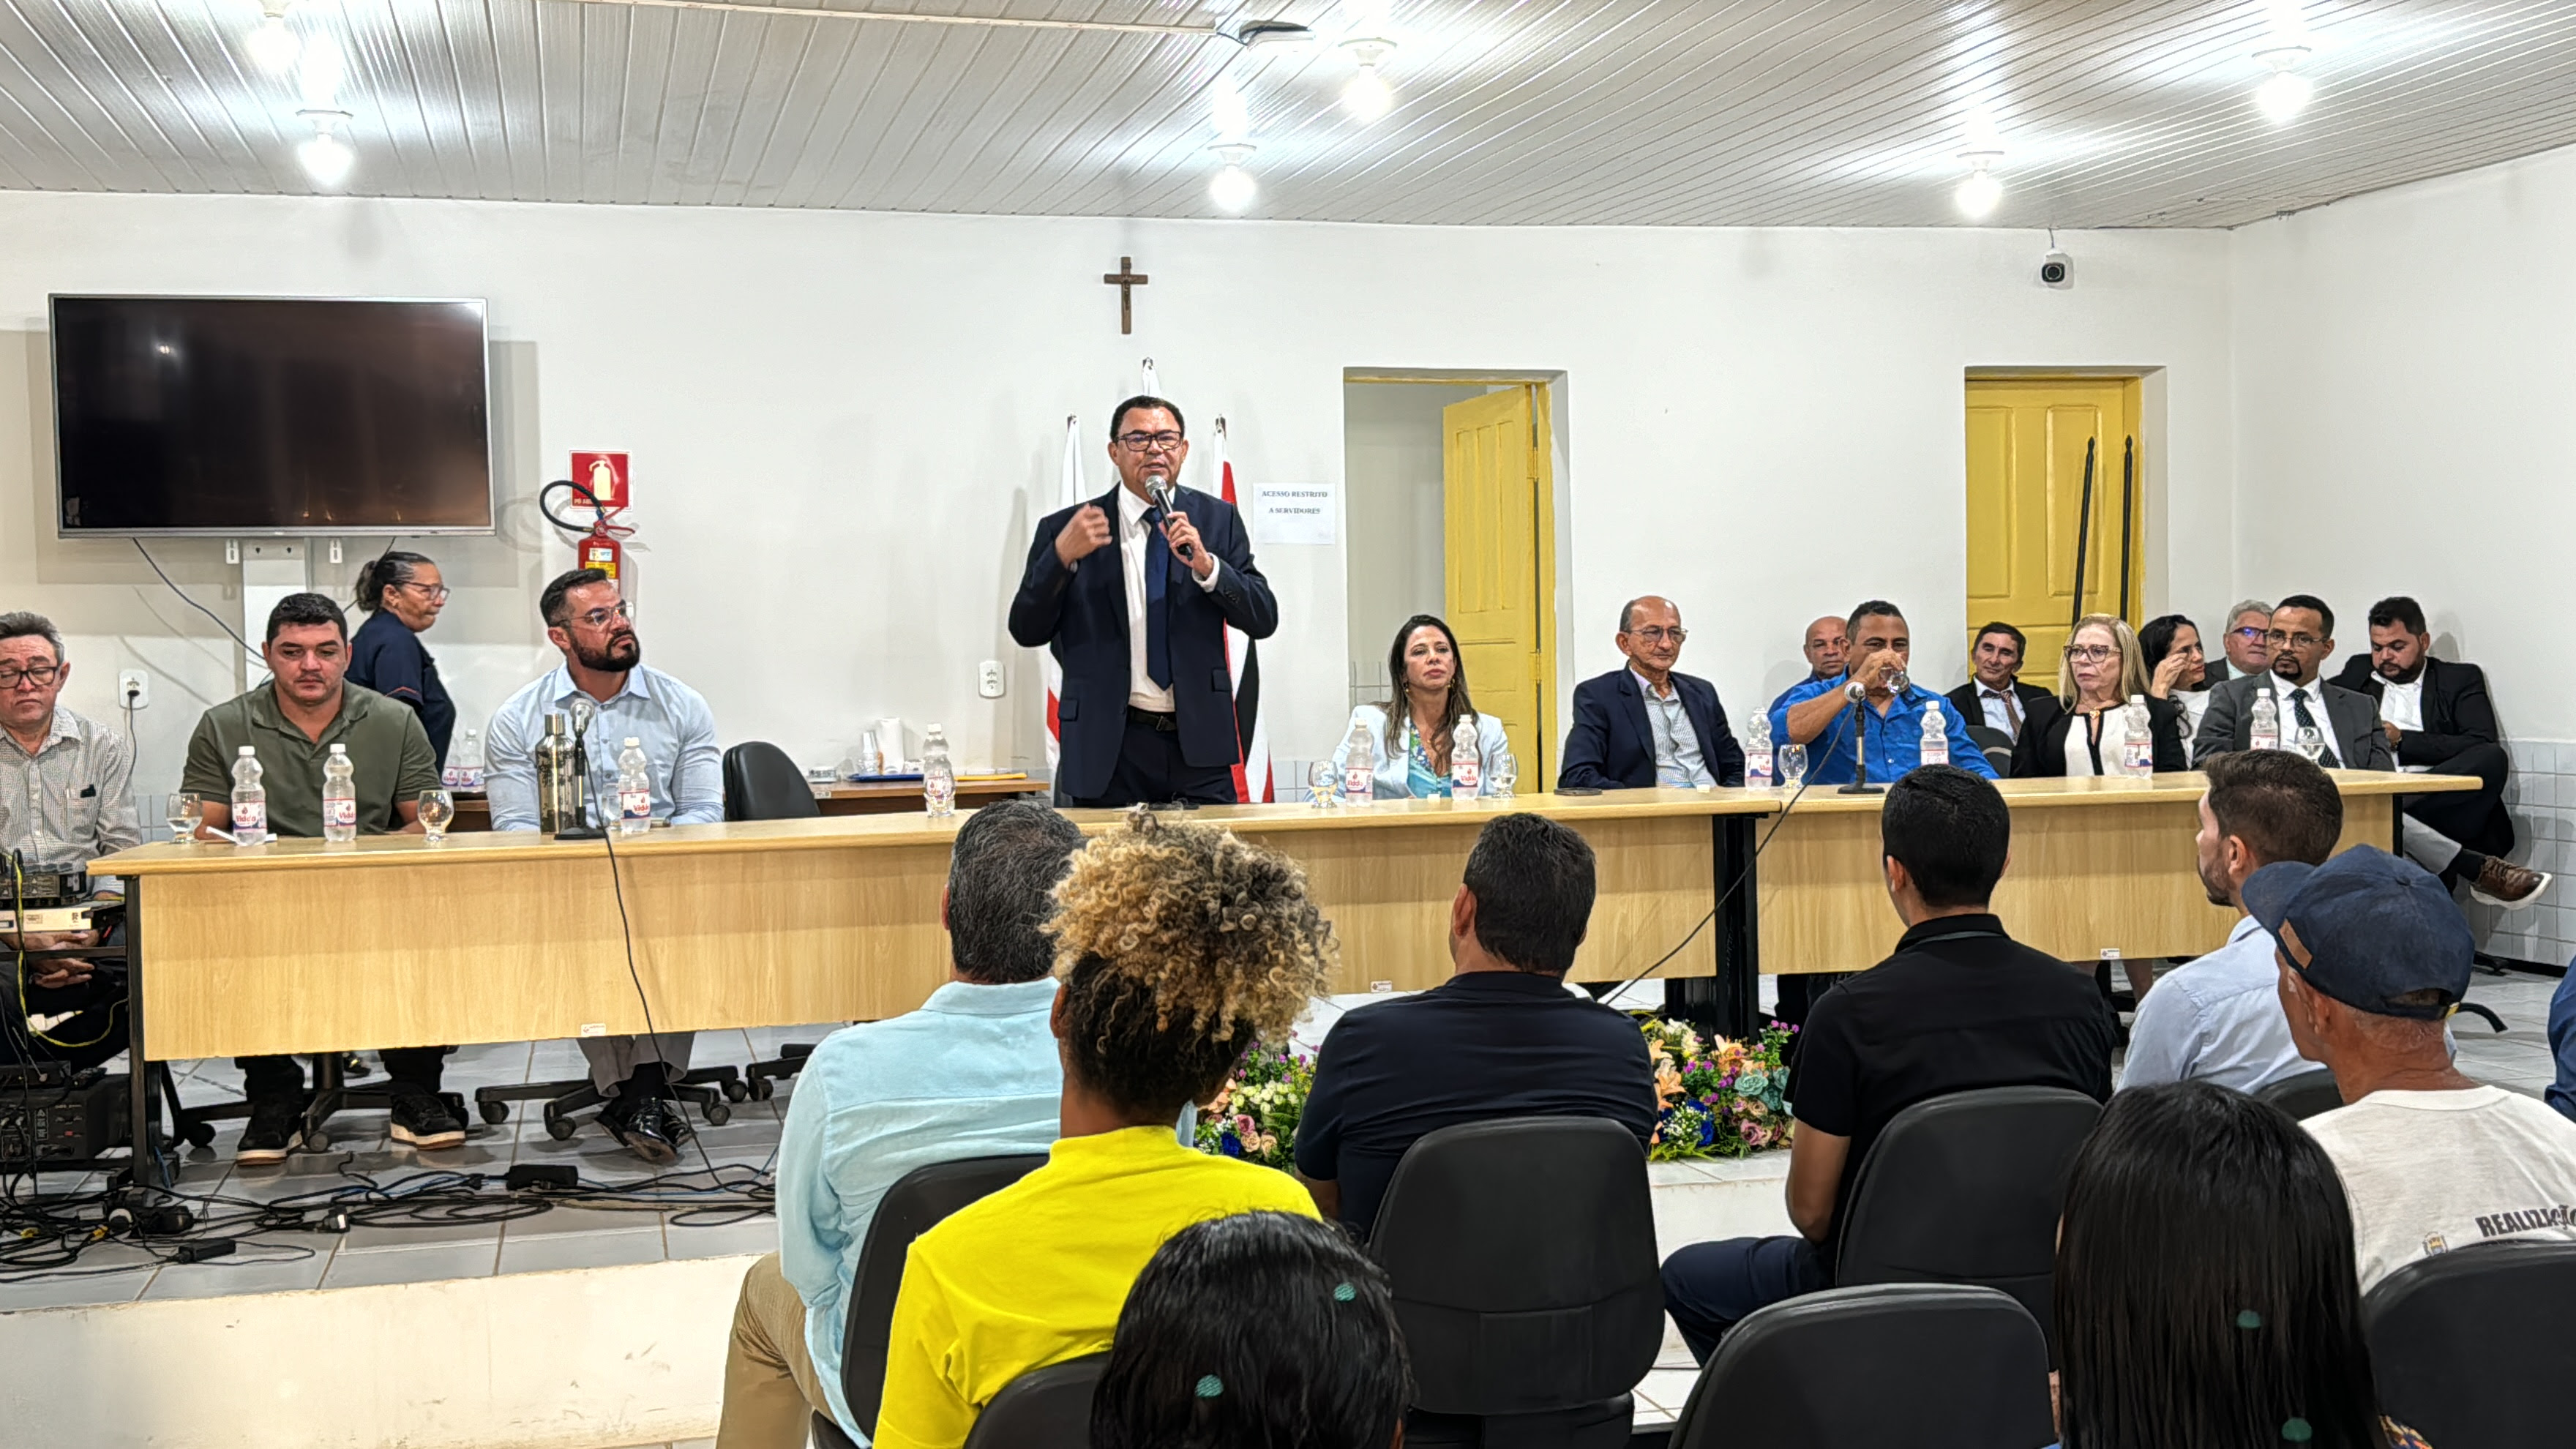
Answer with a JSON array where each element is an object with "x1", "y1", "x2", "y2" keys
[
  {"x1": 1974, "y1": 683, "x2": 2026, "y2": 739},
  {"x1": 1116, "y1": 485, "x2": 1223, "y2": 713},
  {"x1": 2377, "y1": 674, "x2": 2433, "y2": 774},
  {"x1": 2269, "y1": 674, "x2": 2343, "y2": 765}
]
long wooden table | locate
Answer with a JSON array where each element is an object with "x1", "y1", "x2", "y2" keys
[{"x1": 94, "y1": 770, "x2": 2467, "y2": 1180}]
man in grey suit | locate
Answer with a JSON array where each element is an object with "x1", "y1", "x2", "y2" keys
[{"x1": 2194, "y1": 595, "x2": 2394, "y2": 771}]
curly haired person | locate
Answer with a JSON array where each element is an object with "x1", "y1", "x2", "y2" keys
[{"x1": 869, "y1": 811, "x2": 1338, "y2": 1449}]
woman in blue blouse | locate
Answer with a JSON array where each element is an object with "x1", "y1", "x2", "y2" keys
[
  {"x1": 347, "y1": 550, "x2": 457, "y2": 768},
  {"x1": 1330, "y1": 614, "x2": 1510, "y2": 798}
]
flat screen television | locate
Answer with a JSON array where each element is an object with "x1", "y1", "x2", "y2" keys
[{"x1": 50, "y1": 296, "x2": 494, "y2": 536}]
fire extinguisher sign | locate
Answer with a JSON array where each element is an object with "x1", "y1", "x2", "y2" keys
[{"x1": 570, "y1": 452, "x2": 629, "y2": 511}]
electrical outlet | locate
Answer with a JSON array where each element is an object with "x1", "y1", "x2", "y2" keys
[
  {"x1": 118, "y1": 670, "x2": 149, "y2": 708},
  {"x1": 329, "y1": 538, "x2": 343, "y2": 565},
  {"x1": 978, "y1": 659, "x2": 1004, "y2": 699}
]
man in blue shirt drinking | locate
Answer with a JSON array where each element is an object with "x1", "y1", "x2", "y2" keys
[
  {"x1": 1770, "y1": 599, "x2": 1996, "y2": 787},
  {"x1": 716, "y1": 797, "x2": 1079, "y2": 1448}
]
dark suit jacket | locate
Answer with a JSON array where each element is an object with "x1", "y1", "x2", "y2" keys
[
  {"x1": 1557, "y1": 668, "x2": 1745, "y2": 790},
  {"x1": 1008, "y1": 484, "x2": 1277, "y2": 801},
  {"x1": 1944, "y1": 678, "x2": 2063, "y2": 745},
  {"x1": 2192, "y1": 673, "x2": 2393, "y2": 770},
  {"x1": 2327, "y1": 655, "x2": 2500, "y2": 765},
  {"x1": 2011, "y1": 694, "x2": 2189, "y2": 776}
]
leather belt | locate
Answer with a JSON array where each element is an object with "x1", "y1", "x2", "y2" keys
[{"x1": 1126, "y1": 706, "x2": 1180, "y2": 733}]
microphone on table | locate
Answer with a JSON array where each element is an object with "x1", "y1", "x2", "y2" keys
[
  {"x1": 557, "y1": 696, "x2": 607, "y2": 841},
  {"x1": 1145, "y1": 474, "x2": 1194, "y2": 561}
]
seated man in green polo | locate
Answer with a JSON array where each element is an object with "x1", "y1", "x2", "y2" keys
[{"x1": 184, "y1": 591, "x2": 449, "y2": 1164}]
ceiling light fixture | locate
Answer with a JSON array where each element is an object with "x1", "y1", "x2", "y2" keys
[
  {"x1": 247, "y1": 0, "x2": 300, "y2": 72},
  {"x1": 1955, "y1": 132, "x2": 2004, "y2": 221},
  {"x1": 1341, "y1": 37, "x2": 1396, "y2": 124},
  {"x1": 298, "y1": 110, "x2": 354, "y2": 187},
  {"x1": 1208, "y1": 142, "x2": 1257, "y2": 213},
  {"x1": 2254, "y1": 45, "x2": 2315, "y2": 124}
]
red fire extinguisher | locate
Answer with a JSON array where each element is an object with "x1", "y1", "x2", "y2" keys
[
  {"x1": 545, "y1": 453, "x2": 635, "y2": 582},
  {"x1": 577, "y1": 525, "x2": 623, "y2": 580}
]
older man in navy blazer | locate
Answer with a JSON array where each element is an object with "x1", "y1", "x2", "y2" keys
[
  {"x1": 1557, "y1": 596, "x2": 1745, "y2": 791},
  {"x1": 1010, "y1": 396, "x2": 1277, "y2": 808}
]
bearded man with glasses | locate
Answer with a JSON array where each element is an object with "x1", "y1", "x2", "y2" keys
[
  {"x1": 1008, "y1": 394, "x2": 1277, "y2": 809},
  {"x1": 2194, "y1": 594, "x2": 2393, "y2": 776}
]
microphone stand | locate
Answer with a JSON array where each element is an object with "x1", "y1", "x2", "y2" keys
[
  {"x1": 1838, "y1": 678, "x2": 1885, "y2": 795},
  {"x1": 556, "y1": 701, "x2": 607, "y2": 841}
]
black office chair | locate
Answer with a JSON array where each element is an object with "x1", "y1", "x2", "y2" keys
[
  {"x1": 1666, "y1": 1284, "x2": 2054, "y2": 1449},
  {"x1": 720, "y1": 741, "x2": 832, "y2": 1096},
  {"x1": 2364, "y1": 1239, "x2": 2576, "y2": 1449},
  {"x1": 2253, "y1": 1066, "x2": 2344, "y2": 1121},
  {"x1": 1834, "y1": 1086, "x2": 2102, "y2": 1358},
  {"x1": 810, "y1": 1152, "x2": 1052, "y2": 1449},
  {"x1": 1368, "y1": 1117, "x2": 1662, "y2": 1449},
  {"x1": 1963, "y1": 722, "x2": 2017, "y2": 776},
  {"x1": 962, "y1": 1352, "x2": 1106, "y2": 1449}
]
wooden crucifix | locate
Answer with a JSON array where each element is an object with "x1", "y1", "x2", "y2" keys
[{"x1": 1103, "y1": 256, "x2": 1148, "y2": 335}]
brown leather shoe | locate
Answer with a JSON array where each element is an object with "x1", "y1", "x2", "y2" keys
[{"x1": 2470, "y1": 856, "x2": 2551, "y2": 910}]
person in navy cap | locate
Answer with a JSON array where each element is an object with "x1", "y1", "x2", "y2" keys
[{"x1": 2253, "y1": 846, "x2": 2576, "y2": 1289}]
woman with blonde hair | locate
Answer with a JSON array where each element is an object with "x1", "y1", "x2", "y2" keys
[{"x1": 2011, "y1": 613, "x2": 2187, "y2": 779}]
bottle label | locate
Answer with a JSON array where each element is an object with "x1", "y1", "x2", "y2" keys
[
  {"x1": 620, "y1": 788, "x2": 652, "y2": 822},
  {"x1": 1452, "y1": 763, "x2": 1480, "y2": 798},
  {"x1": 1344, "y1": 765, "x2": 1373, "y2": 799},
  {"x1": 443, "y1": 764, "x2": 484, "y2": 790},
  {"x1": 1746, "y1": 747, "x2": 1774, "y2": 787},
  {"x1": 326, "y1": 798, "x2": 356, "y2": 828},
  {"x1": 233, "y1": 801, "x2": 266, "y2": 840}
]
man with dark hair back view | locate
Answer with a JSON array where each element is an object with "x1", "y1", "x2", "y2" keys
[
  {"x1": 2124, "y1": 751, "x2": 2343, "y2": 1094},
  {"x1": 1293, "y1": 812, "x2": 1658, "y2": 1240},
  {"x1": 716, "y1": 798, "x2": 1085, "y2": 1449},
  {"x1": 1658, "y1": 765, "x2": 2116, "y2": 1362}
]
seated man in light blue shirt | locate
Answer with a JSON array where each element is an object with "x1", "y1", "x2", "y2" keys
[
  {"x1": 1770, "y1": 600, "x2": 1996, "y2": 787},
  {"x1": 715, "y1": 797, "x2": 1078, "y2": 1448},
  {"x1": 486, "y1": 567, "x2": 724, "y2": 1163},
  {"x1": 2124, "y1": 751, "x2": 2338, "y2": 1093}
]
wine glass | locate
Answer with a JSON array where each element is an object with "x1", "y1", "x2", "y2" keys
[
  {"x1": 1778, "y1": 744, "x2": 1808, "y2": 789},
  {"x1": 166, "y1": 792, "x2": 201, "y2": 845},
  {"x1": 417, "y1": 788, "x2": 457, "y2": 842},
  {"x1": 1486, "y1": 749, "x2": 1518, "y2": 800},
  {"x1": 1308, "y1": 759, "x2": 1337, "y2": 809},
  {"x1": 2295, "y1": 727, "x2": 2325, "y2": 764}
]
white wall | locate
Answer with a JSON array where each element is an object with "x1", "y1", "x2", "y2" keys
[
  {"x1": 1341, "y1": 379, "x2": 1483, "y2": 702},
  {"x1": 0, "y1": 190, "x2": 2239, "y2": 801}
]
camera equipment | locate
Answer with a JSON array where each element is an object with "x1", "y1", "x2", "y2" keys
[{"x1": 2040, "y1": 250, "x2": 2074, "y2": 288}]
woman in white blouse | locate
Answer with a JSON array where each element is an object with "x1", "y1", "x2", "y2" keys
[
  {"x1": 2010, "y1": 613, "x2": 2189, "y2": 779},
  {"x1": 1330, "y1": 614, "x2": 1512, "y2": 798}
]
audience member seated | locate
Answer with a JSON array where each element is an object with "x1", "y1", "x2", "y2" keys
[
  {"x1": 2053, "y1": 1082, "x2": 2433, "y2": 1449},
  {"x1": 2551, "y1": 960, "x2": 2575, "y2": 1123},
  {"x1": 183, "y1": 593, "x2": 449, "y2": 1162},
  {"x1": 1944, "y1": 621, "x2": 2059, "y2": 746},
  {"x1": 1090, "y1": 1210, "x2": 1408, "y2": 1449},
  {"x1": 2138, "y1": 611, "x2": 2212, "y2": 749},
  {"x1": 1293, "y1": 813, "x2": 1656, "y2": 1239},
  {"x1": 1332, "y1": 614, "x2": 1511, "y2": 798},
  {"x1": 716, "y1": 798, "x2": 1084, "y2": 1449},
  {"x1": 1771, "y1": 614, "x2": 1849, "y2": 714},
  {"x1": 2124, "y1": 751, "x2": 2338, "y2": 1093},
  {"x1": 0, "y1": 610, "x2": 138, "y2": 1073},
  {"x1": 1657, "y1": 766, "x2": 2114, "y2": 1360},
  {"x1": 2201, "y1": 597, "x2": 2274, "y2": 686},
  {"x1": 2010, "y1": 613, "x2": 2186, "y2": 779},
  {"x1": 2195, "y1": 596, "x2": 2393, "y2": 770},
  {"x1": 345, "y1": 550, "x2": 457, "y2": 770},
  {"x1": 2255, "y1": 845, "x2": 2576, "y2": 1290},
  {"x1": 1557, "y1": 596, "x2": 1745, "y2": 790},
  {"x1": 487, "y1": 568, "x2": 724, "y2": 1164},
  {"x1": 1770, "y1": 601, "x2": 1997, "y2": 787},
  {"x1": 872, "y1": 812, "x2": 1333, "y2": 1449},
  {"x1": 2329, "y1": 594, "x2": 2546, "y2": 908}
]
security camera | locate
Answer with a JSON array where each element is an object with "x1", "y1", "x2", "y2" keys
[{"x1": 2040, "y1": 250, "x2": 2074, "y2": 288}]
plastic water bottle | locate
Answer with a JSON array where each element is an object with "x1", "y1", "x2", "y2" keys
[
  {"x1": 1342, "y1": 721, "x2": 1375, "y2": 806},
  {"x1": 443, "y1": 727, "x2": 485, "y2": 791},
  {"x1": 922, "y1": 724, "x2": 956, "y2": 819},
  {"x1": 2120, "y1": 696, "x2": 2155, "y2": 775},
  {"x1": 231, "y1": 745, "x2": 268, "y2": 846},
  {"x1": 1744, "y1": 711, "x2": 1775, "y2": 789},
  {"x1": 615, "y1": 738, "x2": 653, "y2": 835},
  {"x1": 1450, "y1": 718, "x2": 1482, "y2": 800},
  {"x1": 2250, "y1": 691, "x2": 2280, "y2": 752},
  {"x1": 1917, "y1": 704, "x2": 1950, "y2": 768},
  {"x1": 321, "y1": 744, "x2": 358, "y2": 842}
]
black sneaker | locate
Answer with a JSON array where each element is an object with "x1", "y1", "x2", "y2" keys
[
  {"x1": 237, "y1": 1096, "x2": 305, "y2": 1166},
  {"x1": 600, "y1": 1093, "x2": 684, "y2": 1166},
  {"x1": 389, "y1": 1086, "x2": 465, "y2": 1150}
]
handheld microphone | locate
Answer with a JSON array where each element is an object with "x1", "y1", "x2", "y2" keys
[{"x1": 1145, "y1": 474, "x2": 1194, "y2": 561}]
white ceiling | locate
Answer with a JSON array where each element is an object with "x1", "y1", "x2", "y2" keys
[{"x1": 4, "y1": 1, "x2": 2576, "y2": 227}]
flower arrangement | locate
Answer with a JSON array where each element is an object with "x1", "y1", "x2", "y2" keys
[
  {"x1": 1641, "y1": 1018, "x2": 1797, "y2": 1161},
  {"x1": 1194, "y1": 1040, "x2": 1314, "y2": 1170}
]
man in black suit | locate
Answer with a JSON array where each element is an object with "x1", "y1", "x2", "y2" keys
[
  {"x1": 1944, "y1": 621, "x2": 2062, "y2": 747},
  {"x1": 2329, "y1": 595, "x2": 2547, "y2": 908},
  {"x1": 1008, "y1": 396, "x2": 1276, "y2": 808},
  {"x1": 2200, "y1": 599, "x2": 2274, "y2": 686},
  {"x1": 2194, "y1": 595, "x2": 2392, "y2": 771},
  {"x1": 1557, "y1": 596, "x2": 1745, "y2": 790}
]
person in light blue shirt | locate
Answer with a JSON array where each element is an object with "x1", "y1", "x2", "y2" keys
[
  {"x1": 716, "y1": 797, "x2": 1078, "y2": 1448},
  {"x1": 2549, "y1": 956, "x2": 2576, "y2": 1122},
  {"x1": 2124, "y1": 751, "x2": 2340, "y2": 1093},
  {"x1": 1330, "y1": 615, "x2": 1513, "y2": 798},
  {"x1": 487, "y1": 568, "x2": 724, "y2": 1162},
  {"x1": 1770, "y1": 599, "x2": 1995, "y2": 787}
]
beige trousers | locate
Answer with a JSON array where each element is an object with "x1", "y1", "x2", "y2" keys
[{"x1": 717, "y1": 1251, "x2": 837, "y2": 1449}]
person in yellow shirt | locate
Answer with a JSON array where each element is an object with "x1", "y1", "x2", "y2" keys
[{"x1": 870, "y1": 810, "x2": 1339, "y2": 1449}]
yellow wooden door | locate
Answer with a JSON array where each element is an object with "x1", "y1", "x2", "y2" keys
[
  {"x1": 1444, "y1": 386, "x2": 1555, "y2": 783},
  {"x1": 1964, "y1": 378, "x2": 2143, "y2": 672}
]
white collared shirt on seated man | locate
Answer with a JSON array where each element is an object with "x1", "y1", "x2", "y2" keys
[{"x1": 484, "y1": 663, "x2": 724, "y2": 831}]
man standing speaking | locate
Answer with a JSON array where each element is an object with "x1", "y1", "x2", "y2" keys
[{"x1": 1011, "y1": 396, "x2": 1276, "y2": 808}]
